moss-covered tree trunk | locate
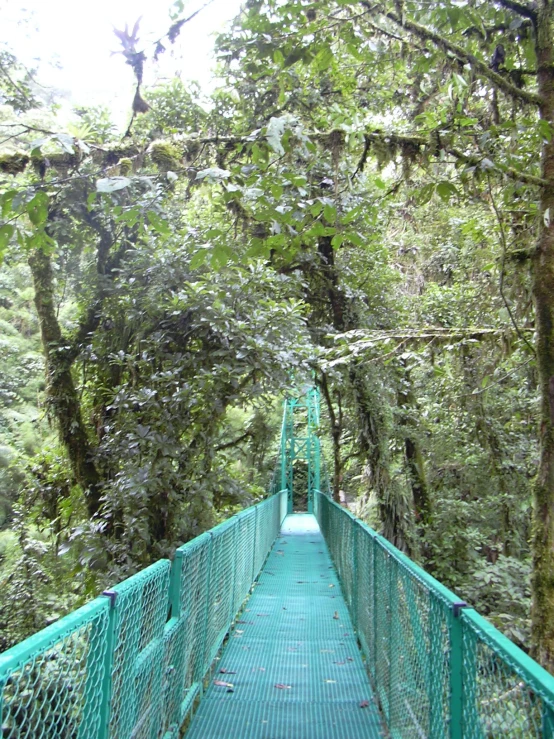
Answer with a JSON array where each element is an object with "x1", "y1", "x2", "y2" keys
[
  {"x1": 397, "y1": 361, "x2": 431, "y2": 528},
  {"x1": 28, "y1": 249, "x2": 102, "y2": 518},
  {"x1": 531, "y1": 1, "x2": 554, "y2": 670},
  {"x1": 316, "y1": 235, "x2": 413, "y2": 550}
]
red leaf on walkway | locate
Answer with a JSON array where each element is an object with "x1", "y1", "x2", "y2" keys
[
  {"x1": 214, "y1": 680, "x2": 234, "y2": 688},
  {"x1": 360, "y1": 700, "x2": 370, "y2": 708}
]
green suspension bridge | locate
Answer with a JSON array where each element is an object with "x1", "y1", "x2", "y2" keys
[{"x1": 2, "y1": 389, "x2": 554, "y2": 738}]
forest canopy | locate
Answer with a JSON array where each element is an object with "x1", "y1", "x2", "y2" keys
[{"x1": 1, "y1": 0, "x2": 554, "y2": 672}]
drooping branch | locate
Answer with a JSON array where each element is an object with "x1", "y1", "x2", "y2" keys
[
  {"x1": 381, "y1": 9, "x2": 541, "y2": 106},
  {"x1": 1, "y1": 124, "x2": 546, "y2": 191},
  {"x1": 356, "y1": 130, "x2": 548, "y2": 188},
  {"x1": 493, "y1": 0, "x2": 538, "y2": 23}
]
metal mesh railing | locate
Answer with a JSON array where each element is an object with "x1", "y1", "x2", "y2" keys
[
  {"x1": 0, "y1": 491, "x2": 287, "y2": 739},
  {"x1": 315, "y1": 491, "x2": 554, "y2": 739}
]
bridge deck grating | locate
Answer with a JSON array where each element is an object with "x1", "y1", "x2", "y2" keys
[{"x1": 185, "y1": 514, "x2": 385, "y2": 739}]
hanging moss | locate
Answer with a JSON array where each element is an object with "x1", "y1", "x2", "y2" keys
[
  {"x1": 0, "y1": 152, "x2": 30, "y2": 175},
  {"x1": 149, "y1": 142, "x2": 182, "y2": 172},
  {"x1": 324, "y1": 129, "x2": 345, "y2": 170},
  {"x1": 118, "y1": 158, "x2": 133, "y2": 176},
  {"x1": 31, "y1": 152, "x2": 80, "y2": 176}
]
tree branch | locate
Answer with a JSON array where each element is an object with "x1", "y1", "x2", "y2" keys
[
  {"x1": 383, "y1": 9, "x2": 541, "y2": 106},
  {"x1": 358, "y1": 130, "x2": 548, "y2": 188},
  {"x1": 215, "y1": 430, "x2": 252, "y2": 452},
  {"x1": 493, "y1": 0, "x2": 537, "y2": 22}
]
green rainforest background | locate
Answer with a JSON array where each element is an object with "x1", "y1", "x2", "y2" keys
[{"x1": 1, "y1": 0, "x2": 554, "y2": 669}]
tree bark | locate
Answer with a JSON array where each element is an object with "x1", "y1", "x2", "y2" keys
[
  {"x1": 397, "y1": 361, "x2": 431, "y2": 528},
  {"x1": 28, "y1": 249, "x2": 102, "y2": 518},
  {"x1": 531, "y1": 0, "x2": 554, "y2": 670}
]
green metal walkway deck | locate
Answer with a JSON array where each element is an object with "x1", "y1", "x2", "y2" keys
[{"x1": 186, "y1": 514, "x2": 383, "y2": 739}]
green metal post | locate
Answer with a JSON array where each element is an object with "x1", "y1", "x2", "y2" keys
[
  {"x1": 372, "y1": 537, "x2": 378, "y2": 682},
  {"x1": 543, "y1": 704, "x2": 554, "y2": 738},
  {"x1": 449, "y1": 603, "x2": 467, "y2": 739},
  {"x1": 98, "y1": 591, "x2": 118, "y2": 739},
  {"x1": 388, "y1": 555, "x2": 398, "y2": 733},
  {"x1": 306, "y1": 431, "x2": 313, "y2": 514},
  {"x1": 280, "y1": 402, "x2": 287, "y2": 494},
  {"x1": 251, "y1": 506, "x2": 258, "y2": 583},
  {"x1": 351, "y1": 517, "x2": 358, "y2": 628},
  {"x1": 196, "y1": 533, "x2": 214, "y2": 685}
]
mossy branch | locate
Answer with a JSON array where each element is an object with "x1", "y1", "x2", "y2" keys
[{"x1": 382, "y1": 9, "x2": 541, "y2": 107}]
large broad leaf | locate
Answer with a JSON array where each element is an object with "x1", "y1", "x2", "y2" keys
[
  {"x1": 266, "y1": 117, "x2": 288, "y2": 155},
  {"x1": 96, "y1": 177, "x2": 132, "y2": 193},
  {"x1": 0, "y1": 224, "x2": 15, "y2": 257},
  {"x1": 195, "y1": 167, "x2": 230, "y2": 182},
  {"x1": 27, "y1": 192, "x2": 49, "y2": 226}
]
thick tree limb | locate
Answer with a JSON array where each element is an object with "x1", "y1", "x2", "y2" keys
[
  {"x1": 359, "y1": 130, "x2": 548, "y2": 187},
  {"x1": 383, "y1": 9, "x2": 541, "y2": 106},
  {"x1": 493, "y1": 0, "x2": 537, "y2": 22}
]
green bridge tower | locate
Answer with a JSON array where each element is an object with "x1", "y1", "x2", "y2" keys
[{"x1": 279, "y1": 387, "x2": 321, "y2": 514}]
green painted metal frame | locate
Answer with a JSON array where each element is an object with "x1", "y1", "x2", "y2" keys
[
  {"x1": 279, "y1": 387, "x2": 321, "y2": 513},
  {"x1": 0, "y1": 491, "x2": 288, "y2": 739},
  {"x1": 315, "y1": 490, "x2": 554, "y2": 739},
  {"x1": 4, "y1": 388, "x2": 554, "y2": 738}
]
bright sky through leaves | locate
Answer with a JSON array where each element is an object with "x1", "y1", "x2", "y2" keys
[{"x1": 0, "y1": 0, "x2": 242, "y2": 126}]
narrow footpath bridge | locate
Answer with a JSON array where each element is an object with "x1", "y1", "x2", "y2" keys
[{"x1": 1, "y1": 389, "x2": 554, "y2": 738}]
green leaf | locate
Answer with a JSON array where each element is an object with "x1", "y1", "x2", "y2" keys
[
  {"x1": 316, "y1": 46, "x2": 334, "y2": 72},
  {"x1": 195, "y1": 167, "x2": 230, "y2": 181},
  {"x1": 310, "y1": 202, "x2": 323, "y2": 217},
  {"x1": 417, "y1": 183, "x2": 435, "y2": 205},
  {"x1": 436, "y1": 181, "x2": 458, "y2": 202},
  {"x1": 284, "y1": 48, "x2": 305, "y2": 68},
  {"x1": 273, "y1": 49, "x2": 284, "y2": 67},
  {"x1": 190, "y1": 248, "x2": 208, "y2": 270},
  {"x1": 0, "y1": 224, "x2": 15, "y2": 256},
  {"x1": 345, "y1": 231, "x2": 363, "y2": 247},
  {"x1": 323, "y1": 204, "x2": 336, "y2": 223},
  {"x1": 147, "y1": 211, "x2": 171, "y2": 236},
  {"x1": 211, "y1": 244, "x2": 234, "y2": 269},
  {"x1": 96, "y1": 177, "x2": 131, "y2": 193},
  {"x1": 27, "y1": 192, "x2": 49, "y2": 226},
  {"x1": 1, "y1": 191, "x2": 16, "y2": 218}
]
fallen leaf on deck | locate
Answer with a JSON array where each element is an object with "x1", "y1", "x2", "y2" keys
[
  {"x1": 325, "y1": 679, "x2": 336, "y2": 683},
  {"x1": 333, "y1": 611, "x2": 339, "y2": 620},
  {"x1": 274, "y1": 684, "x2": 292, "y2": 689},
  {"x1": 329, "y1": 584, "x2": 335, "y2": 588},
  {"x1": 360, "y1": 700, "x2": 370, "y2": 708},
  {"x1": 214, "y1": 680, "x2": 234, "y2": 688},
  {"x1": 219, "y1": 669, "x2": 237, "y2": 674}
]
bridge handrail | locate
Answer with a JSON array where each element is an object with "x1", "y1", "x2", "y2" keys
[
  {"x1": 315, "y1": 490, "x2": 554, "y2": 739},
  {"x1": 0, "y1": 490, "x2": 288, "y2": 739}
]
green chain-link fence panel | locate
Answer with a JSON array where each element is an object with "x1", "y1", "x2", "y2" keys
[
  {"x1": 107, "y1": 560, "x2": 171, "y2": 739},
  {"x1": 0, "y1": 490, "x2": 287, "y2": 739},
  {"x1": 0, "y1": 598, "x2": 110, "y2": 739},
  {"x1": 315, "y1": 491, "x2": 554, "y2": 739},
  {"x1": 461, "y1": 609, "x2": 554, "y2": 737}
]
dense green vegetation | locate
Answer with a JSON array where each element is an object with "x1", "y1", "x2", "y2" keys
[{"x1": 1, "y1": 0, "x2": 553, "y2": 671}]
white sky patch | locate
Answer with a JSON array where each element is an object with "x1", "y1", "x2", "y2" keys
[{"x1": 1, "y1": 0, "x2": 243, "y2": 128}]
